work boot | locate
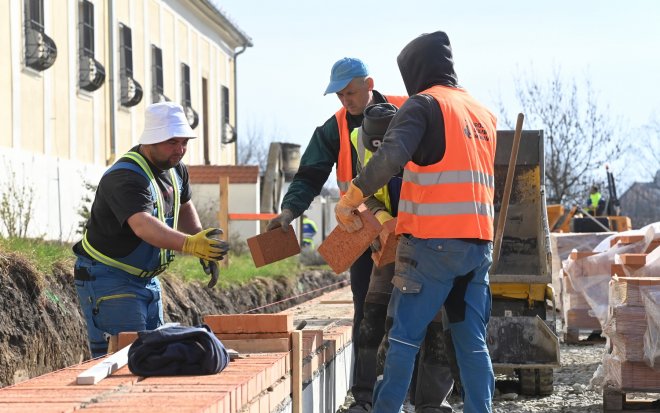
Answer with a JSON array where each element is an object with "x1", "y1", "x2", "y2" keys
[
  {"x1": 414, "y1": 321, "x2": 455, "y2": 413},
  {"x1": 351, "y1": 302, "x2": 388, "y2": 407}
]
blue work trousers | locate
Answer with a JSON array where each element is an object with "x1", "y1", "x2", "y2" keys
[
  {"x1": 373, "y1": 236, "x2": 494, "y2": 413},
  {"x1": 74, "y1": 255, "x2": 164, "y2": 358}
]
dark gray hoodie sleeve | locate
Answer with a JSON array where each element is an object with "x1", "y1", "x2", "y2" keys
[{"x1": 353, "y1": 96, "x2": 431, "y2": 196}]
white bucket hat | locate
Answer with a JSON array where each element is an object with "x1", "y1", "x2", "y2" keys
[{"x1": 139, "y1": 102, "x2": 196, "y2": 144}]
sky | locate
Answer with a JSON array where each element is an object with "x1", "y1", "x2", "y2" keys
[{"x1": 214, "y1": 0, "x2": 660, "y2": 183}]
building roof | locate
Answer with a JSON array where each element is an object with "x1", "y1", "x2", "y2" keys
[
  {"x1": 188, "y1": 165, "x2": 259, "y2": 184},
  {"x1": 194, "y1": 0, "x2": 253, "y2": 49}
]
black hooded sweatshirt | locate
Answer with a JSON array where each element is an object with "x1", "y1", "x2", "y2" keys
[{"x1": 353, "y1": 31, "x2": 460, "y2": 196}]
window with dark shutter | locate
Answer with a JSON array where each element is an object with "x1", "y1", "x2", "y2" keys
[
  {"x1": 24, "y1": 0, "x2": 57, "y2": 71},
  {"x1": 181, "y1": 63, "x2": 199, "y2": 129},
  {"x1": 220, "y1": 85, "x2": 235, "y2": 144},
  {"x1": 151, "y1": 45, "x2": 168, "y2": 103},
  {"x1": 119, "y1": 23, "x2": 142, "y2": 107},
  {"x1": 78, "y1": 0, "x2": 105, "y2": 92}
]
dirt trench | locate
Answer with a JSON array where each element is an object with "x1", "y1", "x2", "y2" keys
[{"x1": 0, "y1": 251, "x2": 348, "y2": 388}]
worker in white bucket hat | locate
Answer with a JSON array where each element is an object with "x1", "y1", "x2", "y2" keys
[{"x1": 72, "y1": 102, "x2": 228, "y2": 358}]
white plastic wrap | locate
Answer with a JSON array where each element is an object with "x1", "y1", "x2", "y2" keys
[{"x1": 563, "y1": 226, "x2": 657, "y2": 328}]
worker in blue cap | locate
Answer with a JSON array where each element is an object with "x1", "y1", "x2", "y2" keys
[{"x1": 266, "y1": 58, "x2": 407, "y2": 412}]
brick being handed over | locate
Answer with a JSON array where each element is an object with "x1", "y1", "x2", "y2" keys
[
  {"x1": 318, "y1": 208, "x2": 382, "y2": 274},
  {"x1": 247, "y1": 224, "x2": 301, "y2": 267}
]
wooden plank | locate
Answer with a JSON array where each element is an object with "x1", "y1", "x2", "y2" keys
[
  {"x1": 292, "y1": 330, "x2": 303, "y2": 413},
  {"x1": 219, "y1": 175, "x2": 230, "y2": 268},
  {"x1": 76, "y1": 345, "x2": 131, "y2": 385},
  {"x1": 603, "y1": 388, "x2": 660, "y2": 413}
]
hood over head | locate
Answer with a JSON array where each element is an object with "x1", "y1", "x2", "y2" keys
[{"x1": 397, "y1": 31, "x2": 458, "y2": 96}]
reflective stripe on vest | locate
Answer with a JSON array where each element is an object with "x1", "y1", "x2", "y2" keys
[
  {"x1": 396, "y1": 85, "x2": 496, "y2": 240},
  {"x1": 335, "y1": 94, "x2": 408, "y2": 196},
  {"x1": 82, "y1": 151, "x2": 181, "y2": 277}
]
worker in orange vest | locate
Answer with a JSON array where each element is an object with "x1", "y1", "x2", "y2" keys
[
  {"x1": 335, "y1": 31, "x2": 497, "y2": 413},
  {"x1": 354, "y1": 102, "x2": 457, "y2": 412},
  {"x1": 267, "y1": 58, "x2": 406, "y2": 412}
]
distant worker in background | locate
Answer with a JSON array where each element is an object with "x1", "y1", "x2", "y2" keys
[
  {"x1": 266, "y1": 57, "x2": 407, "y2": 412},
  {"x1": 335, "y1": 31, "x2": 497, "y2": 412},
  {"x1": 354, "y1": 102, "x2": 456, "y2": 412},
  {"x1": 73, "y1": 102, "x2": 229, "y2": 358},
  {"x1": 585, "y1": 185, "x2": 606, "y2": 216},
  {"x1": 301, "y1": 214, "x2": 318, "y2": 249}
]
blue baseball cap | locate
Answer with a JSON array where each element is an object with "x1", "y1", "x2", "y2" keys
[{"x1": 323, "y1": 57, "x2": 369, "y2": 96}]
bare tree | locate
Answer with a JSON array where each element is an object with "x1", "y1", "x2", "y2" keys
[
  {"x1": 498, "y1": 67, "x2": 627, "y2": 204},
  {"x1": 237, "y1": 120, "x2": 281, "y2": 172},
  {"x1": 638, "y1": 116, "x2": 660, "y2": 180}
]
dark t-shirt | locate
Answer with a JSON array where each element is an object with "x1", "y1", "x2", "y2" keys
[{"x1": 74, "y1": 145, "x2": 192, "y2": 258}]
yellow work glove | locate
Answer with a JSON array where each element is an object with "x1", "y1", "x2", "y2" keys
[
  {"x1": 335, "y1": 181, "x2": 368, "y2": 233},
  {"x1": 182, "y1": 228, "x2": 229, "y2": 261},
  {"x1": 375, "y1": 210, "x2": 393, "y2": 225},
  {"x1": 200, "y1": 259, "x2": 220, "y2": 288}
]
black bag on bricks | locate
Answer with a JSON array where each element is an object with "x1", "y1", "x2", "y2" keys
[{"x1": 128, "y1": 324, "x2": 229, "y2": 376}]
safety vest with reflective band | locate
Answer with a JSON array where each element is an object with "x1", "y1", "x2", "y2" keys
[
  {"x1": 335, "y1": 95, "x2": 408, "y2": 196},
  {"x1": 351, "y1": 128, "x2": 392, "y2": 213},
  {"x1": 397, "y1": 85, "x2": 497, "y2": 240},
  {"x1": 589, "y1": 192, "x2": 602, "y2": 209},
  {"x1": 301, "y1": 217, "x2": 318, "y2": 247},
  {"x1": 82, "y1": 151, "x2": 182, "y2": 277}
]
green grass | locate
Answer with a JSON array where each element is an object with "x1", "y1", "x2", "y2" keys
[
  {"x1": 0, "y1": 237, "x2": 75, "y2": 273},
  {"x1": 0, "y1": 237, "x2": 311, "y2": 286},
  {"x1": 166, "y1": 253, "x2": 303, "y2": 287}
]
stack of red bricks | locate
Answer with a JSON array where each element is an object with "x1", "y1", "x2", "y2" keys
[
  {"x1": 0, "y1": 286, "x2": 357, "y2": 413},
  {"x1": 560, "y1": 251, "x2": 601, "y2": 342},
  {"x1": 561, "y1": 234, "x2": 657, "y2": 339},
  {"x1": 603, "y1": 234, "x2": 660, "y2": 391}
]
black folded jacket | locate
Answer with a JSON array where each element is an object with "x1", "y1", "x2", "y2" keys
[{"x1": 128, "y1": 324, "x2": 229, "y2": 376}]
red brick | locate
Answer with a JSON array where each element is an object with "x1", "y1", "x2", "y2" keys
[
  {"x1": 569, "y1": 251, "x2": 595, "y2": 260},
  {"x1": 215, "y1": 332, "x2": 291, "y2": 340},
  {"x1": 372, "y1": 218, "x2": 399, "y2": 268},
  {"x1": 268, "y1": 375, "x2": 291, "y2": 412},
  {"x1": 247, "y1": 225, "x2": 300, "y2": 267},
  {"x1": 620, "y1": 253, "x2": 646, "y2": 267},
  {"x1": 318, "y1": 209, "x2": 382, "y2": 274},
  {"x1": 610, "y1": 235, "x2": 645, "y2": 247},
  {"x1": 204, "y1": 314, "x2": 293, "y2": 334},
  {"x1": 117, "y1": 331, "x2": 139, "y2": 349}
]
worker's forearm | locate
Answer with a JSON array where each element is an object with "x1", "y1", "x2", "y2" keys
[
  {"x1": 127, "y1": 212, "x2": 188, "y2": 251},
  {"x1": 364, "y1": 195, "x2": 387, "y2": 215},
  {"x1": 177, "y1": 201, "x2": 203, "y2": 235}
]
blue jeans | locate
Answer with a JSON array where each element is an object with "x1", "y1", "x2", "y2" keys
[
  {"x1": 373, "y1": 236, "x2": 494, "y2": 413},
  {"x1": 74, "y1": 255, "x2": 164, "y2": 358}
]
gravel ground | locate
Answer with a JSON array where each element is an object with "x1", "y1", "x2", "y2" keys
[{"x1": 339, "y1": 338, "x2": 610, "y2": 413}]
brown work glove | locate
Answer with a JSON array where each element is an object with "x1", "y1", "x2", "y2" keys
[
  {"x1": 335, "y1": 181, "x2": 368, "y2": 233},
  {"x1": 182, "y1": 228, "x2": 229, "y2": 261},
  {"x1": 266, "y1": 209, "x2": 295, "y2": 232}
]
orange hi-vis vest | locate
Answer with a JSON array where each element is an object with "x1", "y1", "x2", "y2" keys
[
  {"x1": 335, "y1": 95, "x2": 408, "y2": 195},
  {"x1": 396, "y1": 85, "x2": 497, "y2": 240}
]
